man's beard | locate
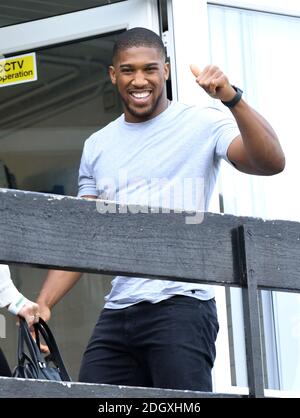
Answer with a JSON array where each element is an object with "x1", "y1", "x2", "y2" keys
[{"x1": 122, "y1": 89, "x2": 164, "y2": 121}]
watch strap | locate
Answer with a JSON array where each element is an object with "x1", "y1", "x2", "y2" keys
[{"x1": 221, "y1": 85, "x2": 243, "y2": 108}]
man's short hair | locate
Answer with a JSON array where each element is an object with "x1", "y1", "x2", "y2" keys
[{"x1": 112, "y1": 27, "x2": 166, "y2": 63}]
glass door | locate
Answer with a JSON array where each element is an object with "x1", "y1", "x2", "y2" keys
[{"x1": 0, "y1": 0, "x2": 160, "y2": 379}]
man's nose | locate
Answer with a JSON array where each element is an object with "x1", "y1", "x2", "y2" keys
[{"x1": 132, "y1": 71, "x2": 147, "y2": 87}]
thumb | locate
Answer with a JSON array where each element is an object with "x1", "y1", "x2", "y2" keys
[
  {"x1": 190, "y1": 64, "x2": 201, "y2": 78},
  {"x1": 30, "y1": 328, "x2": 50, "y2": 354}
]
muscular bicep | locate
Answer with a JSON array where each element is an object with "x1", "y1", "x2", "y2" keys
[{"x1": 227, "y1": 135, "x2": 266, "y2": 175}]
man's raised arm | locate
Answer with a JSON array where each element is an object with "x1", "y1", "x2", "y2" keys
[{"x1": 190, "y1": 64, "x2": 285, "y2": 175}]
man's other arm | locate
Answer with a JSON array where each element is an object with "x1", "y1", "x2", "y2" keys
[{"x1": 37, "y1": 195, "x2": 97, "y2": 321}]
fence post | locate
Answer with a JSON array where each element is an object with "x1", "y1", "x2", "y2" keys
[{"x1": 238, "y1": 225, "x2": 265, "y2": 398}]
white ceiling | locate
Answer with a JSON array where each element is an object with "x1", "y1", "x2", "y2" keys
[{"x1": 0, "y1": 0, "x2": 123, "y2": 27}]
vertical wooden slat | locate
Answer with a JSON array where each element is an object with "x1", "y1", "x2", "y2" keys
[{"x1": 238, "y1": 225, "x2": 265, "y2": 397}]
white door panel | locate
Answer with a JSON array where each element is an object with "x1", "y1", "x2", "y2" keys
[
  {"x1": 0, "y1": 0, "x2": 159, "y2": 55},
  {"x1": 0, "y1": 0, "x2": 160, "y2": 381}
]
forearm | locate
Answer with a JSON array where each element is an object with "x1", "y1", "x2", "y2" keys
[
  {"x1": 230, "y1": 99, "x2": 285, "y2": 174},
  {"x1": 37, "y1": 269, "x2": 82, "y2": 309}
]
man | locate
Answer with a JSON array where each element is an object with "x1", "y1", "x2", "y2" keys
[{"x1": 36, "y1": 28, "x2": 284, "y2": 391}]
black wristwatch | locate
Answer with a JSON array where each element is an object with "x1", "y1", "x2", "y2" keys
[{"x1": 221, "y1": 85, "x2": 243, "y2": 108}]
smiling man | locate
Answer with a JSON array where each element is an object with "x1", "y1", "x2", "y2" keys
[
  {"x1": 109, "y1": 43, "x2": 169, "y2": 122},
  {"x1": 37, "y1": 27, "x2": 285, "y2": 391}
]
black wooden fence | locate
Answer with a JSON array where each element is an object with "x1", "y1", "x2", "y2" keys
[{"x1": 0, "y1": 188, "x2": 299, "y2": 398}]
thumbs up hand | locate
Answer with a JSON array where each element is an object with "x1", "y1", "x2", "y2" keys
[{"x1": 190, "y1": 64, "x2": 236, "y2": 102}]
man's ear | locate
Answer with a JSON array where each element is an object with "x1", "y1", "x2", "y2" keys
[
  {"x1": 109, "y1": 65, "x2": 116, "y2": 85},
  {"x1": 164, "y1": 62, "x2": 170, "y2": 81}
]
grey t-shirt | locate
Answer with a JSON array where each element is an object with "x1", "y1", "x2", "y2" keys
[{"x1": 78, "y1": 101, "x2": 240, "y2": 308}]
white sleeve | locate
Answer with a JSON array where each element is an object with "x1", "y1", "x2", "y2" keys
[
  {"x1": 206, "y1": 106, "x2": 240, "y2": 164},
  {"x1": 0, "y1": 265, "x2": 20, "y2": 308},
  {"x1": 77, "y1": 141, "x2": 97, "y2": 197}
]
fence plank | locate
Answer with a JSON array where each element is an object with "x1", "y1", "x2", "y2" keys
[
  {"x1": 1, "y1": 189, "x2": 300, "y2": 292},
  {"x1": 0, "y1": 376, "x2": 245, "y2": 398},
  {"x1": 0, "y1": 189, "x2": 241, "y2": 286},
  {"x1": 240, "y1": 223, "x2": 300, "y2": 292}
]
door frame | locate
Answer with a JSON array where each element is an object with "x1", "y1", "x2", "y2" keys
[{"x1": 0, "y1": 0, "x2": 159, "y2": 56}]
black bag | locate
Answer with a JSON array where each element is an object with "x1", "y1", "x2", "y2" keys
[{"x1": 13, "y1": 317, "x2": 71, "y2": 381}]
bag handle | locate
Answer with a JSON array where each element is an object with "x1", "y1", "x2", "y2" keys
[
  {"x1": 34, "y1": 318, "x2": 71, "y2": 382},
  {"x1": 18, "y1": 318, "x2": 45, "y2": 368},
  {"x1": 18, "y1": 318, "x2": 71, "y2": 382}
]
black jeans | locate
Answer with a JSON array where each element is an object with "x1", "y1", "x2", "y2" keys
[{"x1": 79, "y1": 296, "x2": 219, "y2": 391}]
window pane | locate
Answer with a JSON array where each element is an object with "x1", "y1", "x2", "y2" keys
[
  {"x1": 208, "y1": 4, "x2": 300, "y2": 392},
  {"x1": 0, "y1": 33, "x2": 122, "y2": 379},
  {"x1": 0, "y1": 33, "x2": 122, "y2": 195}
]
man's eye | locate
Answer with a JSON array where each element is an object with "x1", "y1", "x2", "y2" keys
[{"x1": 121, "y1": 69, "x2": 133, "y2": 74}]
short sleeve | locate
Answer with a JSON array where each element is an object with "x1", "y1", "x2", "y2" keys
[
  {"x1": 77, "y1": 142, "x2": 97, "y2": 197},
  {"x1": 210, "y1": 107, "x2": 240, "y2": 164}
]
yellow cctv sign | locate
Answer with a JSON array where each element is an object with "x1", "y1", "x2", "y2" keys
[{"x1": 0, "y1": 53, "x2": 37, "y2": 87}]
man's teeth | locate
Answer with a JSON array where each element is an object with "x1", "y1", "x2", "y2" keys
[{"x1": 131, "y1": 91, "x2": 151, "y2": 98}]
